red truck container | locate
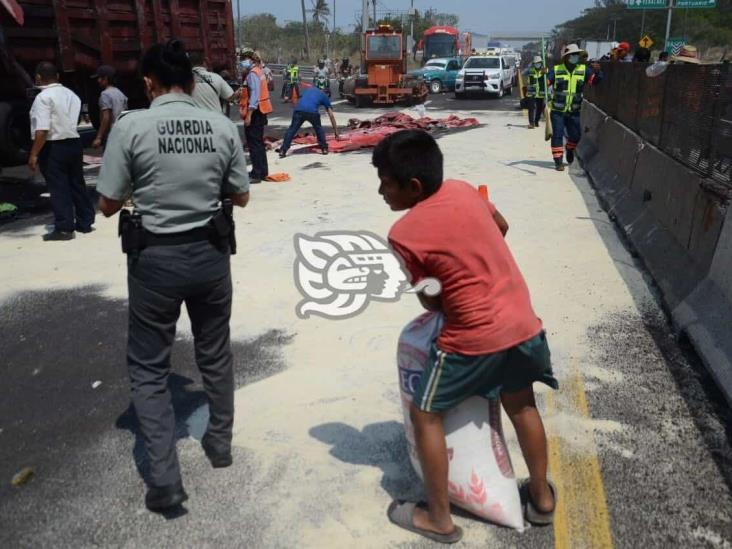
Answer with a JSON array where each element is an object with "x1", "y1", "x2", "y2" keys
[{"x1": 0, "y1": 0, "x2": 236, "y2": 166}]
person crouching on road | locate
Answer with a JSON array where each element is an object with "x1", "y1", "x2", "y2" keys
[
  {"x1": 91, "y1": 64, "x2": 128, "y2": 150},
  {"x1": 523, "y1": 56, "x2": 547, "y2": 129},
  {"x1": 278, "y1": 86, "x2": 339, "y2": 158},
  {"x1": 95, "y1": 39, "x2": 250, "y2": 513},
  {"x1": 28, "y1": 61, "x2": 95, "y2": 241},
  {"x1": 377, "y1": 130, "x2": 558, "y2": 543},
  {"x1": 239, "y1": 50, "x2": 273, "y2": 183},
  {"x1": 547, "y1": 44, "x2": 603, "y2": 171}
]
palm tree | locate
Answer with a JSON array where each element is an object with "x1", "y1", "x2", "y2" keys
[
  {"x1": 301, "y1": 0, "x2": 310, "y2": 56},
  {"x1": 311, "y1": 0, "x2": 330, "y2": 25}
]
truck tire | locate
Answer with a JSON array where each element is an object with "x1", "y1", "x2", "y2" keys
[
  {"x1": 0, "y1": 102, "x2": 32, "y2": 166},
  {"x1": 355, "y1": 94, "x2": 365, "y2": 108},
  {"x1": 429, "y1": 79, "x2": 443, "y2": 94},
  {"x1": 497, "y1": 84, "x2": 504, "y2": 99}
]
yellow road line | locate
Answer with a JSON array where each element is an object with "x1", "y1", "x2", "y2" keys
[{"x1": 545, "y1": 357, "x2": 614, "y2": 549}]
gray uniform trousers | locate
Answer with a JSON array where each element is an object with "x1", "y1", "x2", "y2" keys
[{"x1": 127, "y1": 239, "x2": 234, "y2": 487}]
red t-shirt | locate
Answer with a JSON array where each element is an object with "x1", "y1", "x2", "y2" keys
[{"x1": 389, "y1": 179, "x2": 542, "y2": 356}]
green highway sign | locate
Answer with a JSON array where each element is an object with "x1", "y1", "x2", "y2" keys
[
  {"x1": 666, "y1": 38, "x2": 686, "y2": 55},
  {"x1": 626, "y1": 0, "x2": 668, "y2": 9},
  {"x1": 676, "y1": 0, "x2": 715, "y2": 7},
  {"x1": 625, "y1": 0, "x2": 715, "y2": 7}
]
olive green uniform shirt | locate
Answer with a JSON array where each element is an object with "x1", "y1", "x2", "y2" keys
[{"x1": 97, "y1": 93, "x2": 249, "y2": 234}]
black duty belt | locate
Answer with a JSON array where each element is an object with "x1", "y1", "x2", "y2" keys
[{"x1": 144, "y1": 226, "x2": 211, "y2": 247}]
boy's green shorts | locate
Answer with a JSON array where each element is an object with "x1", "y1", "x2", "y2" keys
[{"x1": 412, "y1": 331, "x2": 559, "y2": 413}]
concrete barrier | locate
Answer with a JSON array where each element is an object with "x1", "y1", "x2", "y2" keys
[
  {"x1": 674, "y1": 204, "x2": 732, "y2": 405},
  {"x1": 579, "y1": 100, "x2": 732, "y2": 404}
]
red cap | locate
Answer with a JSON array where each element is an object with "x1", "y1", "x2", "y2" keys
[{"x1": 618, "y1": 42, "x2": 631, "y2": 52}]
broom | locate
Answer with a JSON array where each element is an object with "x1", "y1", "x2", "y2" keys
[{"x1": 542, "y1": 37, "x2": 553, "y2": 142}]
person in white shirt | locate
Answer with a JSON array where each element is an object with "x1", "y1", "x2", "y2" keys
[
  {"x1": 28, "y1": 61, "x2": 95, "y2": 241},
  {"x1": 189, "y1": 51, "x2": 237, "y2": 113}
]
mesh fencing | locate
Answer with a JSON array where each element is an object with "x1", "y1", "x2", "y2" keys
[{"x1": 584, "y1": 62, "x2": 732, "y2": 189}]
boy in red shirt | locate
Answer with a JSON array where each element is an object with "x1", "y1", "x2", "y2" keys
[{"x1": 376, "y1": 130, "x2": 558, "y2": 544}]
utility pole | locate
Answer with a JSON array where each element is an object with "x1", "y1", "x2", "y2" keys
[
  {"x1": 410, "y1": 0, "x2": 415, "y2": 45},
  {"x1": 301, "y1": 0, "x2": 310, "y2": 57},
  {"x1": 664, "y1": 0, "x2": 674, "y2": 51},
  {"x1": 362, "y1": 0, "x2": 369, "y2": 32},
  {"x1": 333, "y1": 0, "x2": 336, "y2": 34},
  {"x1": 640, "y1": 9, "x2": 646, "y2": 39},
  {"x1": 236, "y1": 0, "x2": 241, "y2": 47},
  {"x1": 372, "y1": 0, "x2": 377, "y2": 25}
]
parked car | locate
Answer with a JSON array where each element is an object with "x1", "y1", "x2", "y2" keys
[
  {"x1": 409, "y1": 57, "x2": 462, "y2": 94},
  {"x1": 454, "y1": 55, "x2": 514, "y2": 99}
]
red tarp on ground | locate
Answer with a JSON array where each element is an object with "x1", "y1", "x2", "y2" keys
[{"x1": 269, "y1": 111, "x2": 479, "y2": 154}]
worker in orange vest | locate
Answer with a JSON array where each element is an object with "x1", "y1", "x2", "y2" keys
[{"x1": 239, "y1": 51, "x2": 273, "y2": 183}]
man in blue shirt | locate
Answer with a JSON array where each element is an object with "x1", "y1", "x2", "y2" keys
[{"x1": 279, "y1": 86, "x2": 339, "y2": 158}]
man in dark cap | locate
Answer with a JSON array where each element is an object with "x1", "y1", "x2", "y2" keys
[{"x1": 91, "y1": 65, "x2": 128, "y2": 149}]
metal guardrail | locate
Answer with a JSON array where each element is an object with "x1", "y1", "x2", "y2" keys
[{"x1": 268, "y1": 63, "x2": 316, "y2": 78}]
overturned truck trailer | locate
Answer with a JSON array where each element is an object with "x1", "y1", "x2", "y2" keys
[{"x1": 0, "y1": 0, "x2": 236, "y2": 166}]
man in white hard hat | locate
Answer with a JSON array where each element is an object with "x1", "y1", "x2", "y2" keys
[{"x1": 546, "y1": 44, "x2": 603, "y2": 171}]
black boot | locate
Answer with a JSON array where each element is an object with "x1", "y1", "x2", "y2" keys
[
  {"x1": 145, "y1": 480, "x2": 188, "y2": 512},
  {"x1": 566, "y1": 149, "x2": 575, "y2": 165}
]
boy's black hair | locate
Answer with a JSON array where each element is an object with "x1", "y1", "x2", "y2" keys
[
  {"x1": 35, "y1": 61, "x2": 58, "y2": 81},
  {"x1": 372, "y1": 130, "x2": 443, "y2": 196},
  {"x1": 140, "y1": 39, "x2": 193, "y2": 90}
]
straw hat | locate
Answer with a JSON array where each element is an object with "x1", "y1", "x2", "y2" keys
[
  {"x1": 532, "y1": 55, "x2": 542, "y2": 64},
  {"x1": 671, "y1": 45, "x2": 701, "y2": 64},
  {"x1": 561, "y1": 44, "x2": 586, "y2": 59}
]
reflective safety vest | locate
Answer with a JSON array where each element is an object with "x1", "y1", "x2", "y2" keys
[
  {"x1": 551, "y1": 63, "x2": 586, "y2": 113},
  {"x1": 252, "y1": 66, "x2": 273, "y2": 114},
  {"x1": 239, "y1": 66, "x2": 273, "y2": 116},
  {"x1": 287, "y1": 64, "x2": 300, "y2": 84},
  {"x1": 526, "y1": 67, "x2": 543, "y2": 98}
]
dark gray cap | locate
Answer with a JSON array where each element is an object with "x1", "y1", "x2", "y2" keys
[{"x1": 91, "y1": 65, "x2": 115, "y2": 79}]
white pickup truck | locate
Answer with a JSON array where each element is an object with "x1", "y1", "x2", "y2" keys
[{"x1": 454, "y1": 55, "x2": 514, "y2": 99}]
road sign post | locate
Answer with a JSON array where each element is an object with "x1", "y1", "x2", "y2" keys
[{"x1": 626, "y1": 0, "x2": 715, "y2": 50}]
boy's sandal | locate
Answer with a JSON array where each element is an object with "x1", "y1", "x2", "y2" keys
[
  {"x1": 520, "y1": 479, "x2": 558, "y2": 526},
  {"x1": 387, "y1": 500, "x2": 463, "y2": 544}
]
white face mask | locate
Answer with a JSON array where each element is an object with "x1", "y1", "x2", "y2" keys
[
  {"x1": 240, "y1": 60, "x2": 252, "y2": 70},
  {"x1": 568, "y1": 54, "x2": 580, "y2": 65},
  {"x1": 534, "y1": 63, "x2": 542, "y2": 69}
]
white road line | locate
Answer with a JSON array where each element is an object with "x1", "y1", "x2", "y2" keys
[{"x1": 331, "y1": 99, "x2": 348, "y2": 105}]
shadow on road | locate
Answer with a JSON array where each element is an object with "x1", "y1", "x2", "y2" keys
[
  {"x1": 115, "y1": 373, "x2": 208, "y2": 486},
  {"x1": 309, "y1": 421, "x2": 424, "y2": 502}
]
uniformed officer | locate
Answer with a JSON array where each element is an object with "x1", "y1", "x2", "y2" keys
[
  {"x1": 523, "y1": 56, "x2": 547, "y2": 129},
  {"x1": 96, "y1": 39, "x2": 250, "y2": 512},
  {"x1": 240, "y1": 50, "x2": 273, "y2": 183},
  {"x1": 282, "y1": 58, "x2": 300, "y2": 103},
  {"x1": 547, "y1": 44, "x2": 603, "y2": 171}
]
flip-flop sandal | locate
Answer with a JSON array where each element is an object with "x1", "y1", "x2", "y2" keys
[
  {"x1": 520, "y1": 480, "x2": 558, "y2": 526},
  {"x1": 387, "y1": 500, "x2": 463, "y2": 544}
]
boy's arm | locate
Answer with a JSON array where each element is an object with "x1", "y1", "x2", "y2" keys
[
  {"x1": 493, "y1": 209, "x2": 509, "y2": 236},
  {"x1": 486, "y1": 199, "x2": 509, "y2": 236},
  {"x1": 418, "y1": 293, "x2": 443, "y2": 312},
  {"x1": 390, "y1": 237, "x2": 442, "y2": 312}
]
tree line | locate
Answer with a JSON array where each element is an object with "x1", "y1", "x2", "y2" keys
[
  {"x1": 553, "y1": 0, "x2": 732, "y2": 59},
  {"x1": 237, "y1": 4, "x2": 460, "y2": 65}
]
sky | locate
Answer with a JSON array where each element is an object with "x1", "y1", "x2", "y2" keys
[{"x1": 236, "y1": 0, "x2": 598, "y2": 37}]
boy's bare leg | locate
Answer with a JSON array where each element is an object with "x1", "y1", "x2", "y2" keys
[
  {"x1": 501, "y1": 387, "x2": 555, "y2": 512},
  {"x1": 409, "y1": 403, "x2": 455, "y2": 534}
]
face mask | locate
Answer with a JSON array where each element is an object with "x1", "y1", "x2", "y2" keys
[
  {"x1": 240, "y1": 60, "x2": 252, "y2": 70},
  {"x1": 568, "y1": 55, "x2": 580, "y2": 65},
  {"x1": 534, "y1": 63, "x2": 542, "y2": 69}
]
